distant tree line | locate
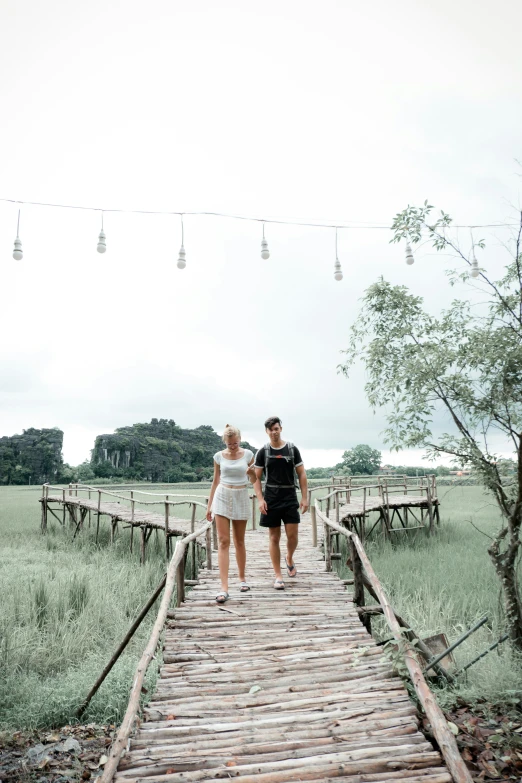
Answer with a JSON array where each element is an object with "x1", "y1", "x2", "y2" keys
[
  {"x1": 0, "y1": 428, "x2": 66, "y2": 485},
  {"x1": 306, "y1": 443, "x2": 456, "y2": 480}
]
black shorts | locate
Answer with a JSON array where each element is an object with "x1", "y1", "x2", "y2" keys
[{"x1": 260, "y1": 506, "x2": 301, "y2": 528}]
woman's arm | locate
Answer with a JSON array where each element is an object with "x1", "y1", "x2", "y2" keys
[{"x1": 206, "y1": 461, "x2": 220, "y2": 520}]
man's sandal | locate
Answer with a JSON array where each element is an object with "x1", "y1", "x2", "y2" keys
[
  {"x1": 273, "y1": 579, "x2": 285, "y2": 590},
  {"x1": 239, "y1": 582, "x2": 250, "y2": 592},
  {"x1": 216, "y1": 591, "x2": 229, "y2": 604},
  {"x1": 285, "y1": 557, "x2": 297, "y2": 578}
]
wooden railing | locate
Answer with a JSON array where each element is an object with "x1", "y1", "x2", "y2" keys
[{"x1": 315, "y1": 501, "x2": 472, "y2": 783}]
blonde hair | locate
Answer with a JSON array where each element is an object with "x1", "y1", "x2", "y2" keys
[{"x1": 222, "y1": 423, "x2": 241, "y2": 443}]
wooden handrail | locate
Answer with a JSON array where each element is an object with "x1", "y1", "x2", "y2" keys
[
  {"x1": 315, "y1": 503, "x2": 472, "y2": 783},
  {"x1": 43, "y1": 483, "x2": 208, "y2": 508},
  {"x1": 99, "y1": 519, "x2": 212, "y2": 783}
]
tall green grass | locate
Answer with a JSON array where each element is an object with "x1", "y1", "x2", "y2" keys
[
  {"x1": 0, "y1": 485, "x2": 205, "y2": 730},
  {"x1": 331, "y1": 484, "x2": 521, "y2": 707}
]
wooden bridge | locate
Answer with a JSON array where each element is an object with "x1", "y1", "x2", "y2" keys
[
  {"x1": 39, "y1": 475, "x2": 441, "y2": 564},
  {"x1": 39, "y1": 480, "x2": 473, "y2": 783}
]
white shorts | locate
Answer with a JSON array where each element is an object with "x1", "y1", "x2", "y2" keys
[{"x1": 212, "y1": 484, "x2": 250, "y2": 520}]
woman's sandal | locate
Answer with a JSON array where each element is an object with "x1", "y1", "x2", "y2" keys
[
  {"x1": 273, "y1": 578, "x2": 285, "y2": 590},
  {"x1": 216, "y1": 591, "x2": 229, "y2": 604},
  {"x1": 285, "y1": 557, "x2": 297, "y2": 578},
  {"x1": 239, "y1": 582, "x2": 250, "y2": 592}
]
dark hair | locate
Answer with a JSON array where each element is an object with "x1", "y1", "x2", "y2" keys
[{"x1": 264, "y1": 416, "x2": 282, "y2": 430}]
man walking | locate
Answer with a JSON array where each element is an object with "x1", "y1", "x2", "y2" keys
[{"x1": 252, "y1": 416, "x2": 309, "y2": 589}]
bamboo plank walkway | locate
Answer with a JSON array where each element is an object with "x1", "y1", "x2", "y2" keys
[{"x1": 115, "y1": 514, "x2": 451, "y2": 783}]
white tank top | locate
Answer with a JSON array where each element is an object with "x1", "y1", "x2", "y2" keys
[{"x1": 214, "y1": 449, "x2": 253, "y2": 485}]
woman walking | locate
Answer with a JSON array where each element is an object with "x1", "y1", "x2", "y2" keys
[{"x1": 207, "y1": 425, "x2": 256, "y2": 604}]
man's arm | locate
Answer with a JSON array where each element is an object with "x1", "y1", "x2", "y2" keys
[{"x1": 296, "y1": 464, "x2": 309, "y2": 513}]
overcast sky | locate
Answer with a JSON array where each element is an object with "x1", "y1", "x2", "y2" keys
[{"x1": 1, "y1": 0, "x2": 521, "y2": 468}]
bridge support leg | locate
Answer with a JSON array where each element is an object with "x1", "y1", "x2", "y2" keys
[
  {"x1": 205, "y1": 527, "x2": 212, "y2": 570},
  {"x1": 349, "y1": 537, "x2": 370, "y2": 633},
  {"x1": 140, "y1": 528, "x2": 146, "y2": 564},
  {"x1": 40, "y1": 500, "x2": 47, "y2": 534}
]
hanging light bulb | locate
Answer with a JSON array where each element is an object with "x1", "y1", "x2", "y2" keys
[
  {"x1": 97, "y1": 212, "x2": 106, "y2": 253},
  {"x1": 177, "y1": 214, "x2": 186, "y2": 269},
  {"x1": 260, "y1": 222, "x2": 270, "y2": 260},
  {"x1": 13, "y1": 210, "x2": 23, "y2": 260},
  {"x1": 405, "y1": 241, "x2": 414, "y2": 265},
  {"x1": 334, "y1": 228, "x2": 343, "y2": 281}
]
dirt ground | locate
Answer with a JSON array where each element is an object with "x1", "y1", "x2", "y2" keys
[
  {"x1": 1, "y1": 700, "x2": 522, "y2": 783},
  {"x1": 0, "y1": 724, "x2": 114, "y2": 783}
]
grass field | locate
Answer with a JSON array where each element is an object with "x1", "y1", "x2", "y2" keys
[{"x1": 0, "y1": 482, "x2": 520, "y2": 730}]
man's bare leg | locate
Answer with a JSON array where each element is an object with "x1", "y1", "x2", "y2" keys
[
  {"x1": 268, "y1": 527, "x2": 283, "y2": 581},
  {"x1": 285, "y1": 523, "x2": 299, "y2": 572}
]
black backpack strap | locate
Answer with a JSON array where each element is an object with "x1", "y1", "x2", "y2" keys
[{"x1": 264, "y1": 442, "x2": 271, "y2": 480}]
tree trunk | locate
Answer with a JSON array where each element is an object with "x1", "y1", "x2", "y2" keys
[{"x1": 488, "y1": 507, "x2": 522, "y2": 651}]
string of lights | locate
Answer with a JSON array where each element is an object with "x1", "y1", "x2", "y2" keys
[{"x1": 2, "y1": 196, "x2": 517, "y2": 280}]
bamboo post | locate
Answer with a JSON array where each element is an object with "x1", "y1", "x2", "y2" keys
[
  {"x1": 335, "y1": 490, "x2": 340, "y2": 525},
  {"x1": 77, "y1": 572, "x2": 167, "y2": 718},
  {"x1": 175, "y1": 559, "x2": 185, "y2": 607},
  {"x1": 310, "y1": 504, "x2": 317, "y2": 547},
  {"x1": 326, "y1": 495, "x2": 330, "y2": 519},
  {"x1": 190, "y1": 503, "x2": 197, "y2": 579},
  {"x1": 88, "y1": 489, "x2": 91, "y2": 528},
  {"x1": 96, "y1": 490, "x2": 101, "y2": 543},
  {"x1": 212, "y1": 518, "x2": 218, "y2": 550},
  {"x1": 164, "y1": 497, "x2": 171, "y2": 559},
  {"x1": 68, "y1": 483, "x2": 72, "y2": 497},
  {"x1": 251, "y1": 494, "x2": 257, "y2": 530},
  {"x1": 382, "y1": 483, "x2": 391, "y2": 539},
  {"x1": 349, "y1": 536, "x2": 368, "y2": 631},
  {"x1": 129, "y1": 493, "x2": 135, "y2": 553},
  {"x1": 40, "y1": 485, "x2": 46, "y2": 533},
  {"x1": 140, "y1": 528, "x2": 147, "y2": 564},
  {"x1": 426, "y1": 482, "x2": 435, "y2": 534},
  {"x1": 324, "y1": 517, "x2": 332, "y2": 572},
  {"x1": 62, "y1": 488, "x2": 66, "y2": 525},
  {"x1": 205, "y1": 525, "x2": 212, "y2": 570}
]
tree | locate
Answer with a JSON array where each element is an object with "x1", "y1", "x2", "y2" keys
[
  {"x1": 77, "y1": 461, "x2": 95, "y2": 482},
  {"x1": 339, "y1": 202, "x2": 522, "y2": 650},
  {"x1": 340, "y1": 444, "x2": 381, "y2": 475}
]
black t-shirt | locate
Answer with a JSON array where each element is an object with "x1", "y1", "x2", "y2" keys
[{"x1": 255, "y1": 443, "x2": 303, "y2": 510}]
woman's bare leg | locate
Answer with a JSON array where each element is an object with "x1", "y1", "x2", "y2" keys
[
  {"x1": 232, "y1": 520, "x2": 247, "y2": 581},
  {"x1": 215, "y1": 515, "x2": 231, "y2": 592}
]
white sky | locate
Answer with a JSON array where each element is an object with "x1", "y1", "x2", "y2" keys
[{"x1": 1, "y1": 0, "x2": 521, "y2": 468}]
